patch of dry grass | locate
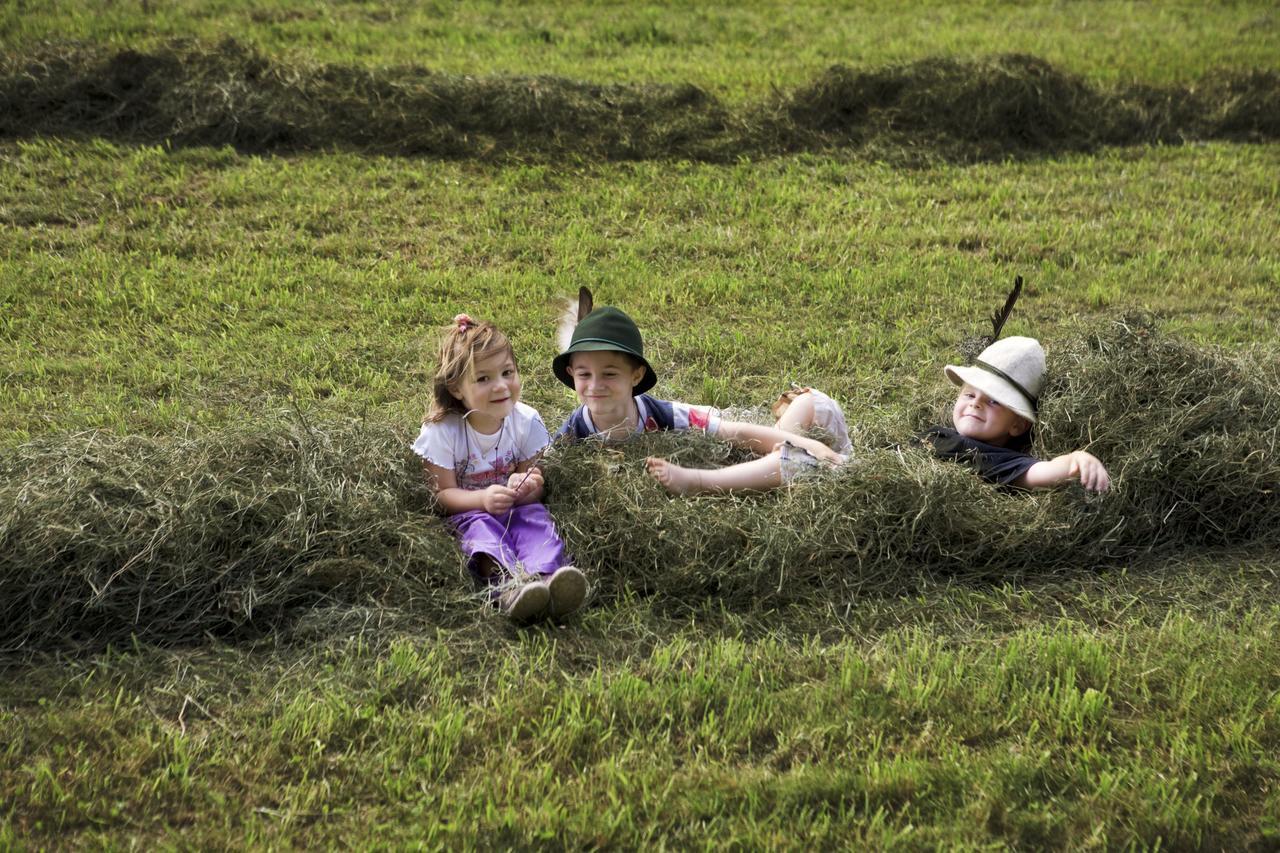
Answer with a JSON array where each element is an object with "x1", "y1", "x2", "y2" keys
[{"x1": 2, "y1": 318, "x2": 1276, "y2": 652}]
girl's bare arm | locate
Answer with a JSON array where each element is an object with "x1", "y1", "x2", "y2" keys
[{"x1": 424, "y1": 461, "x2": 518, "y2": 514}]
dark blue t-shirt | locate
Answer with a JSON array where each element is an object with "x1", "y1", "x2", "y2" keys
[{"x1": 918, "y1": 426, "x2": 1039, "y2": 487}]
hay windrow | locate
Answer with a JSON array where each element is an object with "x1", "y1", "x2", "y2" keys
[
  {"x1": 0, "y1": 419, "x2": 469, "y2": 653},
  {"x1": 2, "y1": 41, "x2": 1277, "y2": 162},
  {"x1": 1, "y1": 319, "x2": 1277, "y2": 652}
]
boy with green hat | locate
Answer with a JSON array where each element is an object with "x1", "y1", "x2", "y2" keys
[{"x1": 552, "y1": 302, "x2": 844, "y2": 462}]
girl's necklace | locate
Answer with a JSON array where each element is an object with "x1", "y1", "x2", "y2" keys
[{"x1": 461, "y1": 410, "x2": 505, "y2": 475}]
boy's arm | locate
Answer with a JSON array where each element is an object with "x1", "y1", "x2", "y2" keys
[
  {"x1": 716, "y1": 420, "x2": 845, "y2": 463},
  {"x1": 1014, "y1": 451, "x2": 1111, "y2": 493},
  {"x1": 424, "y1": 460, "x2": 518, "y2": 514}
]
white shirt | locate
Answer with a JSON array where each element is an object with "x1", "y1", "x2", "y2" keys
[{"x1": 412, "y1": 402, "x2": 550, "y2": 490}]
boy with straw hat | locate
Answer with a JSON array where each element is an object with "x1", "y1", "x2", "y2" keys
[
  {"x1": 929, "y1": 335, "x2": 1109, "y2": 491},
  {"x1": 646, "y1": 336, "x2": 1111, "y2": 495}
]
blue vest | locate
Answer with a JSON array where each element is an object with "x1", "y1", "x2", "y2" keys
[{"x1": 555, "y1": 394, "x2": 677, "y2": 440}]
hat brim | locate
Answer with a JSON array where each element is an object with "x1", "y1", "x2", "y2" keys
[
  {"x1": 945, "y1": 364, "x2": 1037, "y2": 423},
  {"x1": 554, "y1": 341, "x2": 657, "y2": 396}
]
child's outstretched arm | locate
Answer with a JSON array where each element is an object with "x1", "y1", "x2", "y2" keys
[
  {"x1": 1015, "y1": 451, "x2": 1111, "y2": 493},
  {"x1": 716, "y1": 420, "x2": 845, "y2": 463},
  {"x1": 423, "y1": 461, "x2": 520, "y2": 514}
]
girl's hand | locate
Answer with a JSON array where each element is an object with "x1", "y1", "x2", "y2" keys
[
  {"x1": 507, "y1": 468, "x2": 543, "y2": 499},
  {"x1": 1068, "y1": 451, "x2": 1111, "y2": 493},
  {"x1": 482, "y1": 484, "x2": 519, "y2": 514}
]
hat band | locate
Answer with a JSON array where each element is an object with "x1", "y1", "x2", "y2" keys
[
  {"x1": 975, "y1": 359, "x2": 1038, "y2": 411},
  {"x1": 569, "y1": 337, "x2": 644, "y2": 357}
]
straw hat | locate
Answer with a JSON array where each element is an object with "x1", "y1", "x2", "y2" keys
[{"x1": 944, "y1": 336, "x2": 1045, "y2": 423}]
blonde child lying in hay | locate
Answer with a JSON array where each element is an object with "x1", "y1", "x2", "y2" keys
[
  {"x1": 645, "y1": 336, "x2": 1111, "y2": 495},
  {"x1": 551, "y1": 289, "x2": 845, "y2": 463}
]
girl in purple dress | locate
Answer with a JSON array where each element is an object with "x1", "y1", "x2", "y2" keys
[{"x1": 413, "y1": 314, "x2": 586, "y2": 624}]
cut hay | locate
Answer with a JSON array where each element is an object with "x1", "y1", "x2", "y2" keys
[
  {"x1": 550, "y1": 315, "x2": 1280, "y2": 610},
  {"x1": 0, "y1": 39, "x2": 738, "y2": 161},
  {"x1": 780, "y1": 56, "x2": 1280, "y2": 160},
  {"x1": 0, "y1": 418, "x2": 469, "y2": 653},
  {"x1": 1, "y1": 318, "x2": 1277, "y2": 652},
  {"x1": 1, "y1": 41, "x2": 1276, "y2": 162}
]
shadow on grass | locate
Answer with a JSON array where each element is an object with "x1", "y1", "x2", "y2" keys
[{"x1": 2, "y1": 40, "x2": 1277, "y2": 163}]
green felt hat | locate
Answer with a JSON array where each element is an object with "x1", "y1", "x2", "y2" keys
[{"x1": 552, "y1": 306, "x2": 657, "y2": 395}]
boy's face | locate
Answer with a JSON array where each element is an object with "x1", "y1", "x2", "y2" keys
[
  {"x1": 449, "y1": 348, "x2": 521, "y2": 432},
  {"x1": 567, "y1": 350, "x2": 647, "y2": 419},
  {"x1": 951, "y1": 384, "x2": 1030, "y2": 447}
]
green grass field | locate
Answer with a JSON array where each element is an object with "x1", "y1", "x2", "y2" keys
[
  {"x1": 5, "y1": 0, "x2": 1277, "y2": 92},
  {"x1": 3, "y1": 1, "x2": 1280, "y2": 848}
]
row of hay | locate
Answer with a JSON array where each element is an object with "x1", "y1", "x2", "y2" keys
[
  {"x1": 1, "y1": 318, "x2": 1277, "y2": 652},
  {"x1": 553, "y1": 320, "x2": 1280, "y2": 607},
  {"x1": 2, "y1": 41, "x2": 1277, "y2": 162},
  {"x1": 0, "y1": 419, "x2": 470, "y2": 653}
]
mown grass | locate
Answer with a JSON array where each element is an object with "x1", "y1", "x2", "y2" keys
[
  {"x1": 4, "y1": 0, "x2": 1278, "y2": 96},
  {"x1": 5, "y1": 135, "x2": 1278, "y2": 846},
  {"x1": 4, "y1": 320, "x2": 1275, "y2": 653},
  {"x1": 4, "y1": 43, "x2": 1276, "y2": 161},
  {"x1": 4, "y1": 1, "x2": 1280, "y2": 847},
  {"x1": 5, "y1": 568, "x2": 1280, "y2": 847}
]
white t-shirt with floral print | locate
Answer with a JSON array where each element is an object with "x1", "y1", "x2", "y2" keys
[{"x1": 412, "y1": 403, "x2": 550, "y2": 491}]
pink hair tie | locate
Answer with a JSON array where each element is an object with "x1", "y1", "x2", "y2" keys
[{"x1": 454, "y1": 313, "x2": 473, "y2": 332}]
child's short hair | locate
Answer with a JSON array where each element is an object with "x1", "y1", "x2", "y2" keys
[{"x1": 426, "y1": 315, "x2": 516, "y2": 423}]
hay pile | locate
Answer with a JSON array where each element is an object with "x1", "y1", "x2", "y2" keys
[
  {"x1": 559, "y1": 316, "x2": 1279, "y2": 606},
  {"x1": 0, "y1": 418, "x2": 466, "y2": 653},
  {"x1": 2, "y1": 41, "x2": 1276, "y2": 162},
  {"x1": 0, "y1": 39, "x2": 738, "y2": 160},
  {"x1": 1, "y1": 319, "x2": 1277, "y2": 651},
  {"x1": 780, "y1": 56, "x2": 1280, "y2": 160}
]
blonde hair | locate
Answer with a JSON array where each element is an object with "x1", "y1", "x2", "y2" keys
[
  {"x1": 771, "y1": 387, "x2": 808, "y2": 421},
  {"x1": 425, "y1": 315, "x2": 516, "y2": 423}
]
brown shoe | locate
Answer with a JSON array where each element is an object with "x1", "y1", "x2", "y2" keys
[
  {"x1": 498, "y1": 579, "x2": 550, "y2": 624},
  {"x1": 547, "y1": 566, "x2": 588, "y2": 619}
]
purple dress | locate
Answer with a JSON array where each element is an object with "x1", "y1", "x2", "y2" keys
[{"x1": 412, "y1": 403, "x2": 569, "y2": 585}]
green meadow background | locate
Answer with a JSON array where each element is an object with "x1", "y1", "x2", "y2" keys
[{"x1": 3, "y1": 2, "x2": 1279, "y2": 848}]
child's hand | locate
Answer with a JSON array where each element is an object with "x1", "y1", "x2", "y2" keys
[
  {"x1": 482, "y1": 484, "x2": 519, "y2": 514},
  {"x1": 1068, "y1": 451, "x2": 1110, "y2": 493},
  {"x1": 808, "y1": 442, "x2": 845, "y2": 465},
  {"x1": 507, "y1": 468, "x2": 543, "y2": 499},
  {"x1": 782, "y1": 436, "x2": 845, "y2": 465}
]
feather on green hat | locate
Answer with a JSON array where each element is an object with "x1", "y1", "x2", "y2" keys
[{"x1": 553, "y1": 295, "x2": 657, "y2": 395}]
